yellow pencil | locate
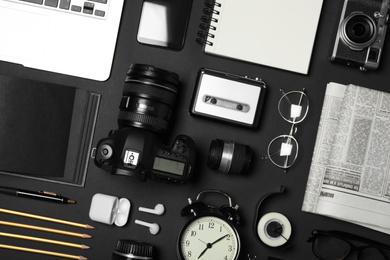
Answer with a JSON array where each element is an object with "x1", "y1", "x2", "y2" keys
[
  {"x1": 0, "y1": 208, "x2": 94, "y2": 229},
  {"x1": 0, "y1": 232, "x2": 90, "y2": 249},
  {"x1": 0, "y1": 243, "x2": 87, "y2": 259},
  {"x1": 0, "y1": 220, "x2": 91, "y2": 238}
]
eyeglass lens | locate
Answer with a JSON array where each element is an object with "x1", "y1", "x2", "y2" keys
[
  {"x1": 313, "y1": 234, "x2": 350, "y2": 260},
  {"x1": 278, "y1": 90, "x2": 308, "y2": 124},
  {"x1": 360, "y1": 247, "x2": 390, "y2": 260},
  {"x1": 313, "y1": 234, "x2": 390, "y2": 260},
  {"x1": 267, "y1": 135, "x2": 298, "y2": 169}
]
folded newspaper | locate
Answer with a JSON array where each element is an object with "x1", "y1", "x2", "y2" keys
[{"x1": 302, "y1": 82, "x2": 390, "y2": 234}]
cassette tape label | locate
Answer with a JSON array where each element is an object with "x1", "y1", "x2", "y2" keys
[{"x1": 190, "y1": 68, "x2": 266, "y2": 128}]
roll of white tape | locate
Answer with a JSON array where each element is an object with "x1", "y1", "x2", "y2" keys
[{"x1": 257, "y1": 212, "x2": 292, "y2": 247}]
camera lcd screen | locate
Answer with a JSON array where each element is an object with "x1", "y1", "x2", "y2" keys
[
  {"x1": 137, "y1": 0, "x2": 192, "y2": 50},
  {"x1": 153, "y1": 157, "x2": 185, "y2": 176}
]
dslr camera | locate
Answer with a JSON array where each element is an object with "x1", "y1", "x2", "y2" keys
[
  {"x1": 330, "y1": 0, "x2": 390, "y2": 71},
  {"x1": 94, "y1": 64, "x2": 196, "y2": 184}
]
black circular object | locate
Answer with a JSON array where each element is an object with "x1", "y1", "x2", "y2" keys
[
  {"x1": 345, "y1": 15, "x2": 375, "y2": 44},
  {"x1": 112, "y1": 239, "x2": 154, "y2": 260},
  {"x1": 207, "y1": 139, "x2": 253, "y2": 175},
  {"x1": 340, "y1": 13, "x2": 377, "y2": 50},
  {"x1": 266, "y1": 221, "x2": 284, "y2": 238},
  {"x1": 97, "y1": 144, "x2": 113, "y2": 160},
  {"x1": 118, "y1": 64, "x2": 179, "y2": 133}
]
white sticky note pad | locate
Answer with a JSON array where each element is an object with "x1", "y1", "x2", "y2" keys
[
  {"x1": 280, "y1": 142, "x2": 293, "y2": 156},
  {"x1": 290, "y1": 104, "x2": 302, "y2": 118}
]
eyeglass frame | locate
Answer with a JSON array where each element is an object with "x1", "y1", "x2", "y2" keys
[
  {"x1": 307, "y1": 229, "x2": 390, "y2": 260},
  {"x1": 264, "y1": 88, "x2": 309, "y2": 171}
]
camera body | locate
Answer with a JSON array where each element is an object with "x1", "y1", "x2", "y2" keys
[
  {"x1": 94, "y1": 128, "x2": 196, "y2": 183},
  {"x1": 94, "y1": 64, "x2": 196, "y2": 183},
  {"x1": 330, "y1": 0, "x2": 390, "y2": 71}
]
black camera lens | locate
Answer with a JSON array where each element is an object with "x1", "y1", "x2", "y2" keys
[
  {"x1": 112, "y1": 239, "x2": 154, "y2": 260},
  {"x1": 207, "y1": 139, "x2": 253, "y2": 175},
  {"x1": 341, "y1": 13, "x2": 376, "y2": 50},
  {"x1": 118, "y1": 64, "x2": 179, "y2": 133}
]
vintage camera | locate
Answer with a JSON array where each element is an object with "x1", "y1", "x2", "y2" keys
[
  {"x1": 94, "y1": 64, "x2": 196, "y2": 183},
  {"x1": 330, "y1": 0, "x2": 390, "y2": 71}
]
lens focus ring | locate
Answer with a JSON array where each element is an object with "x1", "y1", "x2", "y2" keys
[
  {"x1": 118, "y1": 111, "x2": 169, "y2": 133},
  {"x1": 118, "y1": 64, "x2": 179, "y2": 133},
  {"x1": 207, "y1": 139, "x2": 253, "y2": 175}
]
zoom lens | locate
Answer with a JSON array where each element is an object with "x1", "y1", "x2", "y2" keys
[
  {"x1": 340, "y1": 13, "x2": 376, "y2": 50},
  {"x1": 207, "y1": 139, "x2": 253, "y2": 175},
  {"x1": 112, "y1": 239, "x2": 154, "y2": 260},
  {"x1": 118, "y1": 64, "x2": 179, "y2": 133}
]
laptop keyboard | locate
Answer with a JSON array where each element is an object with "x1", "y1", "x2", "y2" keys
[{"x1": 9, "y1": 0, "x2": 109, "y2": 18}]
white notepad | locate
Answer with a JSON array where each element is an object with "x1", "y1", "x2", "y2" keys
[{"x1": 200, "y1": 0, "x2": 323, "y2": 74}]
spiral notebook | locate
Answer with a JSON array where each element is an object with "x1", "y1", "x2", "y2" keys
[{"x1": 198, "y1": 0, "x2": 323, "y2": 74}]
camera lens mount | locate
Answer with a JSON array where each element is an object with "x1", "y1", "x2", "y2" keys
[
  {"x1": 118, "y1": 64, "x2": 180, "y2": 133},
  {"x1": 340, "y1": 12, "x2": 377, "y2": 51}
]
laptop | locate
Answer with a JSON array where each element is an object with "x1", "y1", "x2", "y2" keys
[{"x1": 0, "y1": 0, "x2": 124, "y2": 81}]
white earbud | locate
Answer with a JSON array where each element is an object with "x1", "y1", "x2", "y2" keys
[
  {"x1": 138, "y1": 203, "x2": 165, "y2": 215},
  {"x1": 135, "y1": 220, "x2": 160, "y2": 235}
]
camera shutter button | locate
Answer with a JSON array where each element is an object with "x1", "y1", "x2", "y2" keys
[{"x1": 174, "y1": 140, "x2": 189, "y2": 154}]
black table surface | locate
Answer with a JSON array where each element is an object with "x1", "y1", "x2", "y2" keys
[{"x1": 1, "y1": 1, "x2": 390, "y2": 260}]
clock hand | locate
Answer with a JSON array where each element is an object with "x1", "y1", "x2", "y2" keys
[
  {"x1": 197, "y1": 244, "x2": 210, "y2": 259},
  {"x1": 198, "y1": 239, "x2": 207, "y2": 245},
  {"x1": 197, "y1": 234, "x2": 229, "y2": 259},
  {"x1": 211, "y1": 234, "x2": 229, "y2": 245}
]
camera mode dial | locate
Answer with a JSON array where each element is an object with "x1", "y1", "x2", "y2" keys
[{"x1": 96, "y1": 144, "x2": 113, "y2": 161}]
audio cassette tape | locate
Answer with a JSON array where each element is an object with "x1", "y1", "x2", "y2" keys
[{"x1": 190, "y1": 68, "x2": 266, "y2": 128}]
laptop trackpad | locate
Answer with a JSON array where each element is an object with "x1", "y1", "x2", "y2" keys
[{"x1": 0, "y1": 7, "x2": 48, "y2": 64}]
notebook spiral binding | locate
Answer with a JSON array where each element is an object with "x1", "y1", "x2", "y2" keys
[{"x1": 196, "y1": 0, "x2": 222, "y2": 46}]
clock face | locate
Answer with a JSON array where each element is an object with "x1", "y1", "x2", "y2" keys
[{"x1": 178, "y1": 215, "x2": 240, "y2": 260}]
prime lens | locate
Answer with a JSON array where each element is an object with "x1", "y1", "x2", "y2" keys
[
  {"x1": 207, "y1": 139, "x2": 253, "y2": 175},
  {"x1": 112, "y1": 239, "x2": 154, "y2": 260},
  {"x1": 340, "y1": 13, "x2": 376, "y2": 50},
  {"x1": 118, "y1": 64, "x2": 179, "y2": 133}
]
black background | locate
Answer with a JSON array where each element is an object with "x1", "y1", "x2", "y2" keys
[{"x1": 1, "y1": 1, "x2": 390, "y2": 260}]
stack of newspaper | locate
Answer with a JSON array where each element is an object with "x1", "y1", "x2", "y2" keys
[{"x1": 302, "y1": 82, "x2": 390, "y2": 234}]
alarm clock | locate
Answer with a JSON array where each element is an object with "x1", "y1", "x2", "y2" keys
[{"x1": 177, "y1": 190, "x2": 241, "y2": 260}]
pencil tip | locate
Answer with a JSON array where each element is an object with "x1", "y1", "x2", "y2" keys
[
  {"x1": 83, "y1": 234, "x2": 92, "y2": 239},
  {"x1": 79, "y1": 256, "x2": 88, "y2": 260},
  {"x1": 81, "y1": 244, "x2": 90, "y2": 249},
  {"x1": 67, "y1": 200, "x2": 77, "y2": 204},
  {"x1": 85, "y1": 224, "x2": 94, "y2": 229}
]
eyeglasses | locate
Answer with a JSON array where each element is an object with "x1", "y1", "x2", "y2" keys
[
  {"x1": 263, "y1": 88, "x2": 309, "y2": 171},
  {"x1": 307, "y1": 229, "x2": 390, "y2": 260}
]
